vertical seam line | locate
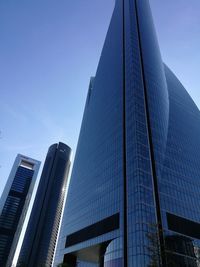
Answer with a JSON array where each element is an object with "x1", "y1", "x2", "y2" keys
[
  {"x1": 122, "y1": 0, "x2": 128, "y2": 266},
  {"x1": 134, "y1": 0, "x2": 166, "y2": 266}
]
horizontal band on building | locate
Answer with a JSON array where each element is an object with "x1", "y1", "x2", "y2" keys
[
  {"x1": 65, "y1": 213, "x2": 120, "y2": 247},
  {"x1": 167, "y1": 213, "x2": 200, "y2": 240}
]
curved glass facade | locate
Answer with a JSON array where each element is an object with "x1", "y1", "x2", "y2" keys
[
  {"x1": 159, "y1": 65, "x2": 200, "y2": 266},
  {"x1": 54, "y1": 1, "x2": 200, "y2": 266}
]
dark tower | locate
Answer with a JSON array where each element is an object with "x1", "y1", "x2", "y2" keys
[
  {"x1": 0, "y1": 155, "x2": 40, "y2": 267},
  {"x1": 54, "y1": 1, "x2": 200, "y2": 267},
  {"x1": 17, "y1": 142, "x2": 71, "y2": 267}
]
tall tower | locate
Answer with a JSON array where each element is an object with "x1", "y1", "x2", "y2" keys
[
  {"x1": 17, "y1": 142, "x2": 71, "y2": 267},
  {"x1": 55, "y1": 1, "x2": 200, "y2": 267},
  {"x1": 0, "y1": 154, "x2": 40, "y2": 267}
]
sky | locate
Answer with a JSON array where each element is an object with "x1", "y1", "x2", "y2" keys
[{"x1": 0, "y1": 0, "x2": 200, "y2": 198}]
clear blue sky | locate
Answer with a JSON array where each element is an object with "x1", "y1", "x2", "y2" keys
[{"x1": 0, "y1": 0, "x2": 200, "y2": 196}]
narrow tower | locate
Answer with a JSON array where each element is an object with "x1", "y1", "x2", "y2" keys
[
  {"x1": 0, "y1": 155, "x2": 40, "y2": 267},
  {"x1": 17, "y1": 142, "x2": 71, "y2": 267}
]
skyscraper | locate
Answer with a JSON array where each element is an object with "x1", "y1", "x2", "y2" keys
[
  {"x1": 54, "y1": 1, "x2": 200, "y2": 267},
  {"x1": 17, "y1": 142, "x2": 71, "y2": 267},
  {"x1": 0, "y1": 154, "x2": 40, "y2": 267}
]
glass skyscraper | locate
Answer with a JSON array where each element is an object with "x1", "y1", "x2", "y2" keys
[
  {"x1": 17, "y1": 142, "x2": 71, "y2": 267},
  {"x1": 54, "y1": 1, "x2": 200, "y2": 266},
  {"x1": 0, "y1": 154, "x2": 40, "y2": 267}
]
